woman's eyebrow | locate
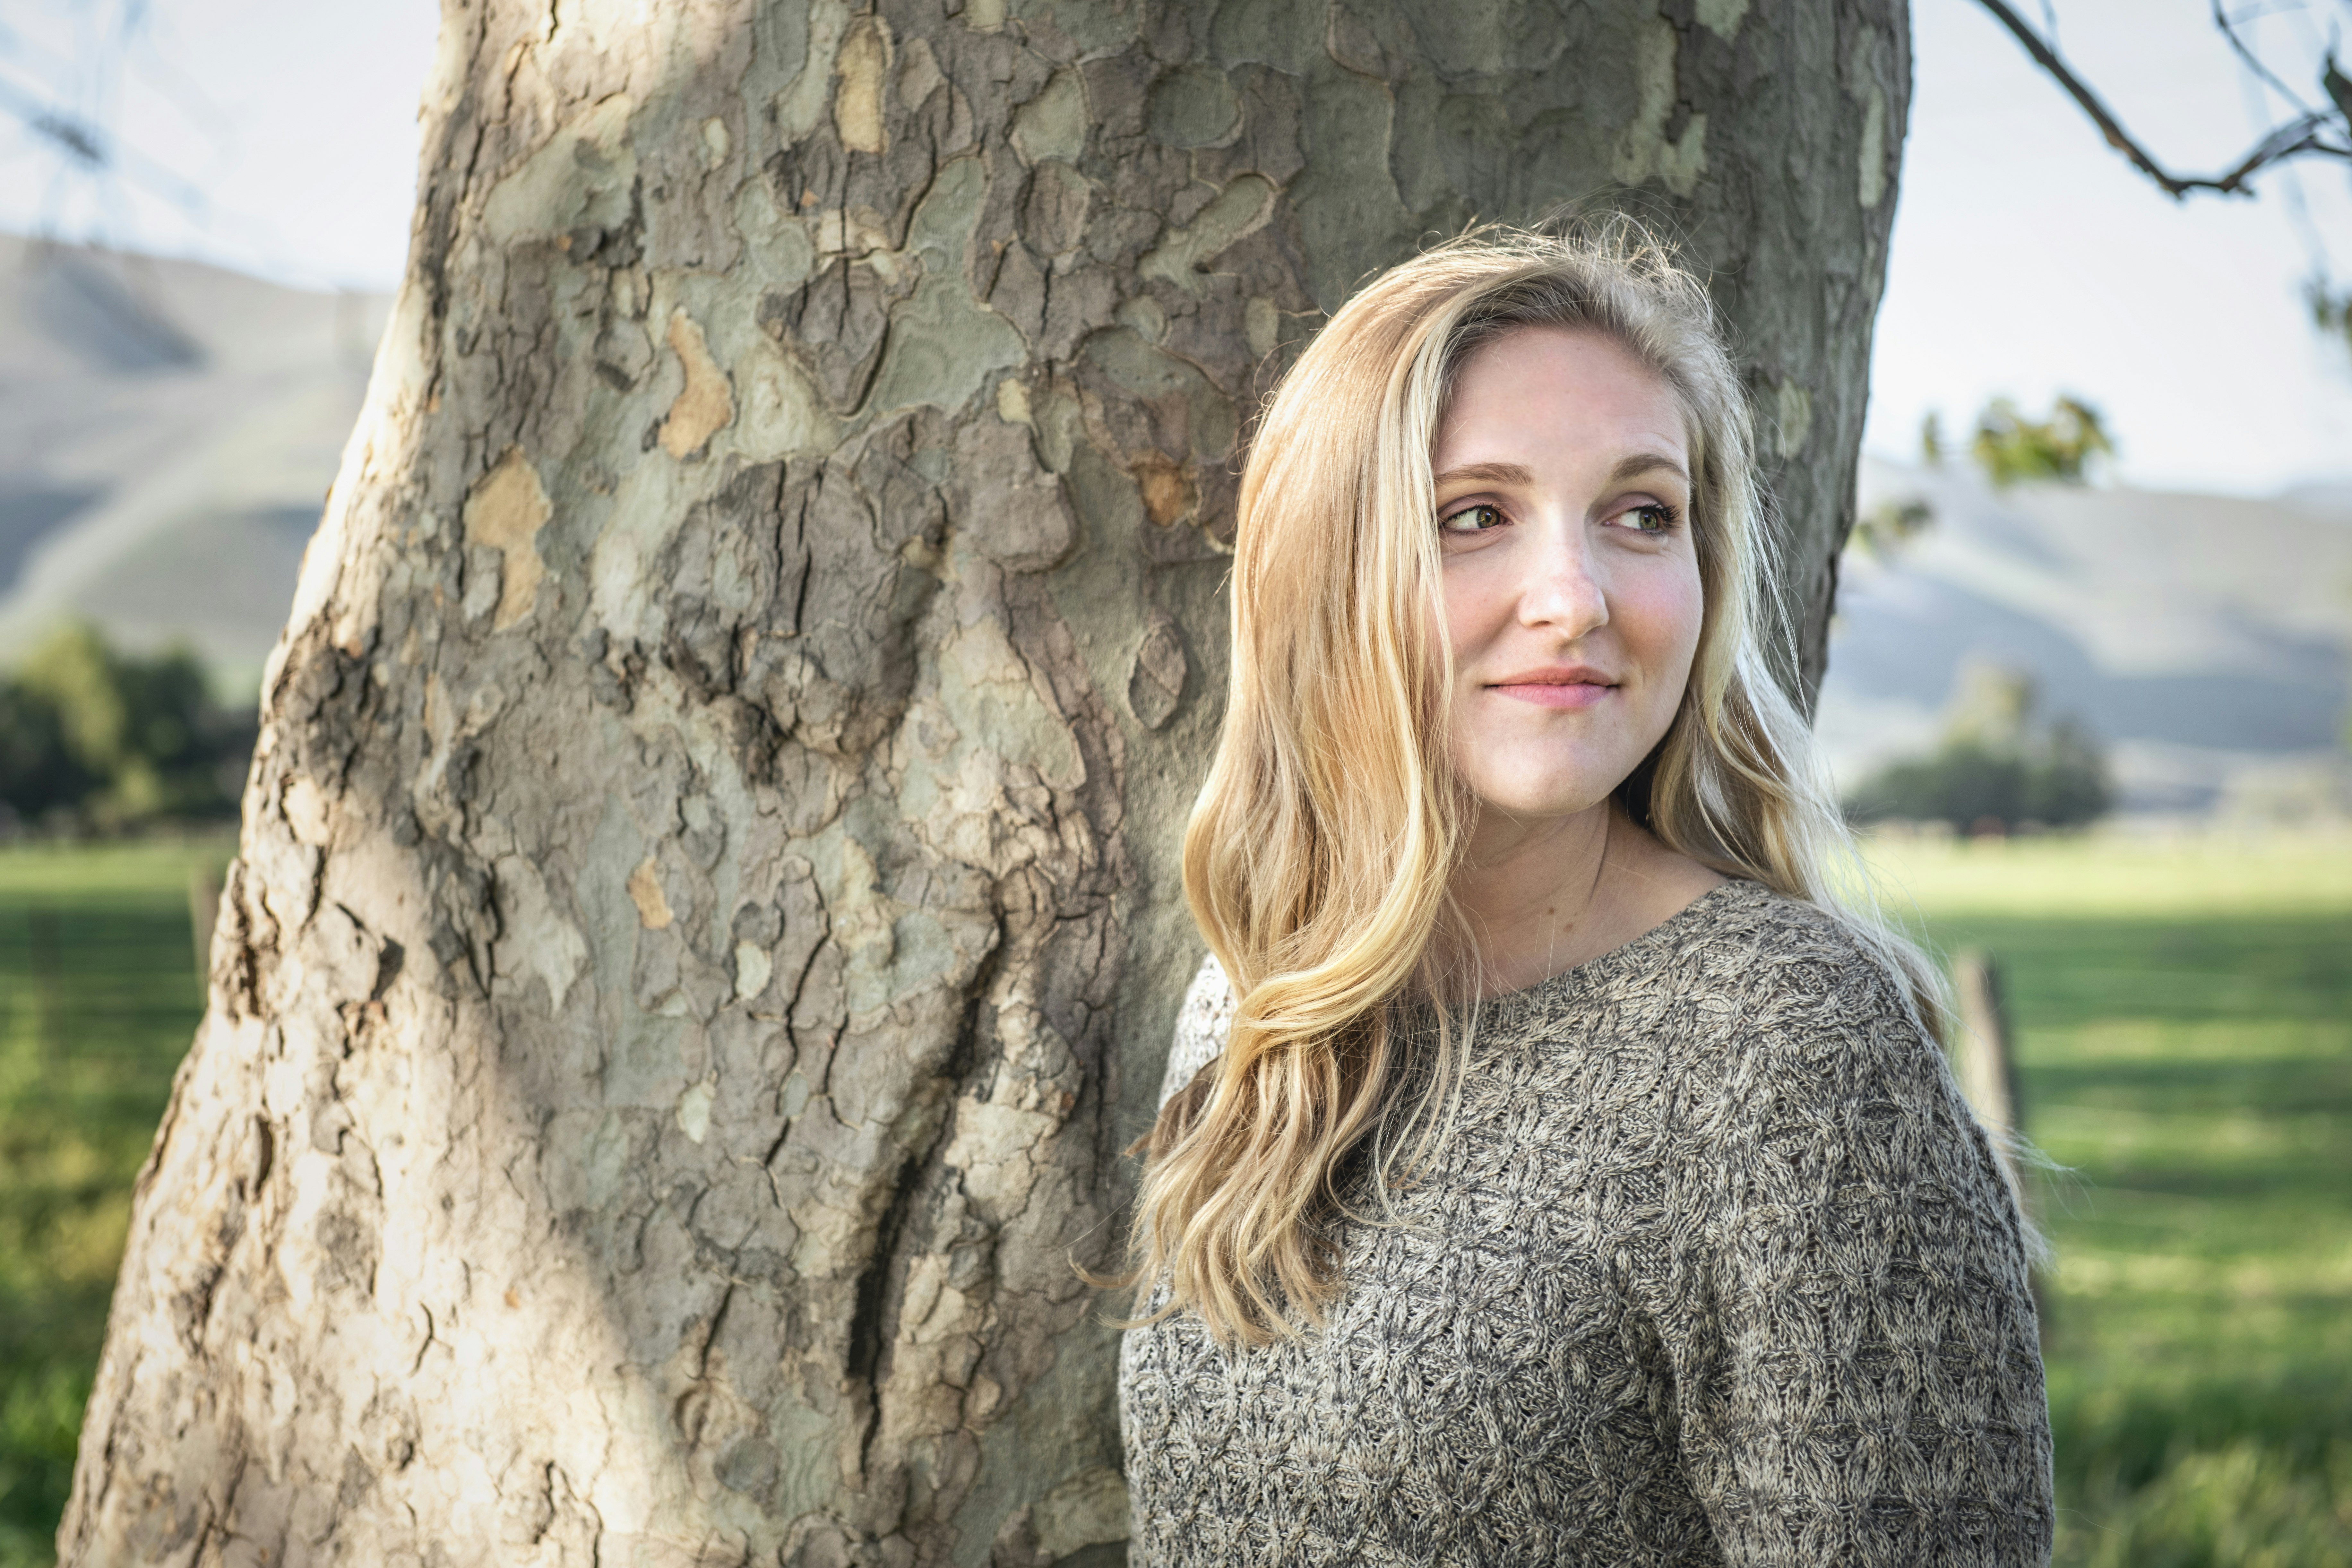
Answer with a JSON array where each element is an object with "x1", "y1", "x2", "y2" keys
[
  {"x1": 1432, "y1": 461, "x2": 1535, "y2": 488},
  {"x1": 1608, "y1": 452, "x2": 1690, "y2": 487}
]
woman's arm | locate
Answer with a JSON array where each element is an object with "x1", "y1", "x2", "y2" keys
[{"x1": 1669, "y1": 937, "x2": 2055, "y2": 1567}]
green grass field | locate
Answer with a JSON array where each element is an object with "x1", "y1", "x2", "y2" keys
[
  {"x1": 1864, "y1": 830, "x2": 2352, "y2": 1565},
  {"x1": 0, "y1": 837, "x2": 231, "y2": 1567},
  {"x1": 0, "y1": 830, "x2": 2344, "y2": 1563}
]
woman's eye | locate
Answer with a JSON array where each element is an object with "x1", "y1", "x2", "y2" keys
[
  {"x1": 1620, "y1": 502, "x2": 1681, "y2": 535},
  {"x1": 1441, "y1": 503, "x2": 1506, "y2": 534}
]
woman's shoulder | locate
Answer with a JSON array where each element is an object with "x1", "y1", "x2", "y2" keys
[
  {"x1": 1669, "y1": 874, "x2": 1864, "y2": 953},
  {"x1": 1639, "y1": 878, "x2": 1913, "y2": 1021},
  {"x1": 1658, "y1": 883, "x2": 1971, "y2": 1139},
  {"x1": 1557, "y1": 879, "x2": 1945, "y2": 1106},
  {"x1": 1504, "y1": 878, "x2": 1897, "y2": 1023}
]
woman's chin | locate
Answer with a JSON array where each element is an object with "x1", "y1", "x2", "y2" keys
[
  {"x1": 1464, "y1": 781, "x2": 1618, "y2": 825},
  {"x1": 1458, "y1": 746, "x2": 1642, "y2": 822}
]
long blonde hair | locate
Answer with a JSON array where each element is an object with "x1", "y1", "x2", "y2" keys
[{"x1": 1125, "y1": 221, "x2": 1946, "y2": 1346}]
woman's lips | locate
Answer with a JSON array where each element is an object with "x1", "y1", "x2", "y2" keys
[{"x1": 1487, "y1": 679, "x2": 1615, "y2": 710}]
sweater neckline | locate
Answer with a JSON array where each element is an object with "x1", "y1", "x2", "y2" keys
[{"x1": 1468, "y1": 877, "x2": 1767, "y2": 1031}]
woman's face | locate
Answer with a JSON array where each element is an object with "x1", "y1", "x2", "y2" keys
[{"x1": 1431, "y1": 326, "x2": 1704, "y2": 829}]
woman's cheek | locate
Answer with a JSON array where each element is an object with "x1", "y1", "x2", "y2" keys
[
  {"x1": 1440, "y1": 549, "x2": 1512, "y2": 643},
  {"x1": 1617, "y1": 558, "x2": 1703, "y2": 740},
  {"x1": 1624, "y1": 557, "x2": 1703, "y2": 675}
]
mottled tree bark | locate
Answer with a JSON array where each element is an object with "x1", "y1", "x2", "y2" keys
[{"x1": 60, "y1": 2, "x2": 1904, "y2": 1564}]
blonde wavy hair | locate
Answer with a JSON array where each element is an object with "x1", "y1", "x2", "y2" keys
[{"x1": 1123, "y1": 221, "x2": 1949, "y2": 1347}]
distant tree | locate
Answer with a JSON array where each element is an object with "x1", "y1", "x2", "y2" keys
[
  {"x1": 1941, "y1": 659, "x2": 2037, "y2": 745},
  {"x1": 2021, "y1": 714, "x2": 2112, "y2": 826},
  {"x1": 2316, "y1": 284, "x2": 2352, "y2": 352},
  {"x1": 1969, "y1": 393, "x2": 2113, "y2": 488},
  {"x1": 1849, "y1": 493, "x2": 1935, "y2": 560},
  {"x1": 1847, "y1": 663, "x2": 2113, "y2": 833},
  {"x1": 0, "y1": 671, "x2": 96, "y2": 825},
  {"x1": 0, "y1": 623, "x2": 253, "y2": 833}
]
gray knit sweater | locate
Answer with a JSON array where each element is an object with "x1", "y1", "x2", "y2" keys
[{"x1": 1119, "y1": 880, "x2": 2053, "y2": 1566}]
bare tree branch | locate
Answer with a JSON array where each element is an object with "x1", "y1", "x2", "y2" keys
[
  {"x1": 2212, "y1": 1, "x2": 2316, "y2": 112},
  {"x1": 1973, "y1": 0, "x2": 2350, "y2": 198}
]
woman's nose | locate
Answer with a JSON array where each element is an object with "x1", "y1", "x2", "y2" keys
[{"x1": 1517, "y1": 531, "x2": 1609, "y2": 639}]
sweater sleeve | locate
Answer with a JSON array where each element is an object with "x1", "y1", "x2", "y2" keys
[{"x1": 1665, "y1": 926, "x2": 2055, "y2": 1568}]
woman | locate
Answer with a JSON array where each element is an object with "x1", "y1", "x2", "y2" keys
[{"x1": 1115, "y1": 226, "x2": 2054, "y2": 1566}]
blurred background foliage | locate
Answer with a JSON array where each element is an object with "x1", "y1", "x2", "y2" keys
[
  {"x1": 1920, "y1": 392, "x2": 2117, "y2": 488},
  {"x1": 0, "y1": 624, "x2": 254, "y2": 838},
  {"x1": 1968, "y1": 393, "x2": 2115, "y2": 488},
  {"x1": 1846, "y1": 491, "x2": 1937, "y2": 560},
  {"x1": 1848, "y1": 662, "x2": 2116, "y2": 834}
]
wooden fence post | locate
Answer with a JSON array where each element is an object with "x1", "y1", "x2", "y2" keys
[
  {"x1": 1951, "y1": 947, "x2": 2023, "y2": 1152},
  {"x1": 1951, "y1": 947, "x2": 2047, "y2": 1334}
]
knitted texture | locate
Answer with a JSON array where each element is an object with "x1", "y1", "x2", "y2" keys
[{"x1": 1119, "y1": 881, "x2": 2054, "y2": 1566}]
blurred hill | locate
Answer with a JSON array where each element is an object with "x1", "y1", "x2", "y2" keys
[
  {"x1": 1821, "y1": 459, "x2": 2352, "y2": 820},
  {"x1": 0, "y1": 236, "x2": 389, "y2": 697}
]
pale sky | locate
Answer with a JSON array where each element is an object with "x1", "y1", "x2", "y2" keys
[
  {"x1": 1868, "y1": 0, "x2": 2352, "y2": 496},
  {"x1": 3, "y1": 0, "x2": 2348, "y2": 496},
  {"x1": 0, "y1": 0, "x2": 435, "y2": 289}
]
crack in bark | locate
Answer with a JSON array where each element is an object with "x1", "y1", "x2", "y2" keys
[
  {"x1": 409, "y1": 1303, "x2": 438, "y2": 1377},
  {"x1": 694, "y1": 1282, "x2": 737, "y2": 1385},
  {"x1": 845, "y1": 1152, "x2": 923, "y2": 1483},
  {"x1": 767, "y1": 878, "x2": 834, "y2": 1176}
]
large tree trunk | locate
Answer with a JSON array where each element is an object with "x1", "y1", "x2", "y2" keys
[{"x1": 60, "y1": 2, "x2": 1905, "y2": 1563}]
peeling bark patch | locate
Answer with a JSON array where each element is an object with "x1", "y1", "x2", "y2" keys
[
  {"x1": 1126, "y1": 613, "x2": 1188, "y2": 731},
  {"x1": 1032, "y1": 1465, "x2": 1132, "y2": 1559},
  {"x1": 461, "y1": 448, "x2": 552, "y2": 632},
  {"x1": 846, "y1": 1151, "x2": 924, "y2": 1473},
  {"x1": 1774, "y1": 380, "x2": 1814, "y2": 461},
  {"x1": 249, "y1": 1114, "x2": 275, "y2": 1190},
  {"x1": 1696, "y1": 0, "x2": 1752, "y2": 42},
  {"x1": 282, "y1": 774, "x2": 333, "y2": 846},
  {"x1": 677, "y1": 1079, "x2": 715, "y2": 1144},
  {"x1": 1611, "y1": 19, "x2": 1708, "y2": 197},
  {"x1": 1130, "y1": 452, "x2": 1195, "y2": 528},
  {"x1": 995, "y1": 378, "x2": 1030, "y2": 426},
  {"x1": 1858, "y1": 83, "x2": 1890, "y2": 209},
  {"x1": 479, "y1": 94, "x2": 637, "y2": 245},
  {"x1": 659, "y1": 310, "x2": 736, "y2": 460},
  {"x1": 315, "y1": 1209, "x2": 378, "y2": 1299},
  {"x1": 628, "y1": 857, "x2": 674, "y2": 929},
  {"x1": 1137, "y1": 173, "x2": 1275, "y2": 293},
  {"x1": 952, "y1": 416, "x2": 1076, "y2": 572},
  {"x1": 492, "y1": 854, "x2": 589, "y2": 1010},
  {"x1": 734, "y1": 941, "x2": 773, "y2": 1000},
  {"x1": 1009, "y1": 70, "x2": 1086, "y2": 165},
  {"x1": 833, "y1": 16, "x2": 892, "y2": 154}
]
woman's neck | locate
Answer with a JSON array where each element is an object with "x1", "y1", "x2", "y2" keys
[{"x1": 1448, "y1": 801, "x2": 1726, "y2": 995}]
